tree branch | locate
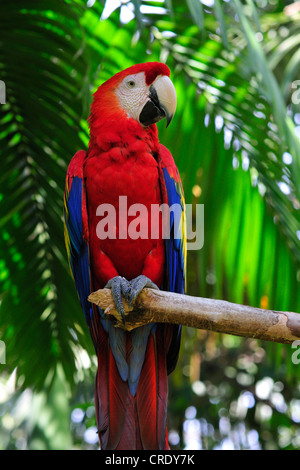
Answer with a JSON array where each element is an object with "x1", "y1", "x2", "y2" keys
[{"x1": 88, "y1": 288, "x2": 300, "y2": 345}]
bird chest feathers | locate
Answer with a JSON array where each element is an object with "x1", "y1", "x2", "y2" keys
[{"x1": 84, "y1": 147, "x2": 165, "y2": 284}]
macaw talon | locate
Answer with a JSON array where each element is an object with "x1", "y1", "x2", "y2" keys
[
  {"x1": 104, "y1": 276, "x2": 131, "y2": 325},
  {"x1": 128, "y1": 275, "x2": 159, "y2": 307}
]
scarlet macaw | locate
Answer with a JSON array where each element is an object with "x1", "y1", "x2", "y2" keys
[{"x1": 64, "y1": 62, "x2": 186, "y2": 450}]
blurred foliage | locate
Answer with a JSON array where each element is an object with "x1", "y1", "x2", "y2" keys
[{"x1": 0, "y1": 0, "x2": 300, "y2": 450}]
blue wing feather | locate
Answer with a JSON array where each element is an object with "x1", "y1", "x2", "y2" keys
[
  {"x1": 158, "y1": 147, "x2": 187, "y2": 375},
  {"x1": 162, "y1": 167, "x2": 186, "y2": 295},
  {"x1": 64, "y1": 174, "x2": 93, "y2": 327}
]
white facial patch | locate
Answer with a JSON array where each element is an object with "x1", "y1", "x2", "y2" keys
[{"x1": 115, "y1": 72, "x2": 149, "y2": 122}]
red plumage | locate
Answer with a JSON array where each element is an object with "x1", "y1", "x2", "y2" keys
[
  {"x1": 65, "y1": 63, "x2": 184, "y2": 450},
  {"x1": 87, "y1": 105, "x2": 167, "y2": 449}
]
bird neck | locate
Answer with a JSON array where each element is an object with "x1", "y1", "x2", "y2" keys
[{"x1": 88, "y1": 113, "x2": 160, "y2": 157}]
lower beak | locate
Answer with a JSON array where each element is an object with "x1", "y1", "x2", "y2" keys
[
  {"x1": 139, "y1": 76, "x2": 176, "y2": 128},
  {"x1": 139, "y1": 86, "x2": 167, "y2": 127}
]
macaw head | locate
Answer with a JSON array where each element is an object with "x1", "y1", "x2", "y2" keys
[{"x1": 90, "y1": 62, "x2": 177, "y2": 130}]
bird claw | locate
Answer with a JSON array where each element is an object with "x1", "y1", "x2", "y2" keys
[
  {"x1": 128, "y1": 275, "x2": 159, "y2": 307},
  {"x1": 104, "y1": 276, "x2": 131, "y2": 325},
  {"x1": 105, "y1": 275, "x2": 159, "y2": 326}
]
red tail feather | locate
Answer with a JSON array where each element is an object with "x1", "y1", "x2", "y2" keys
[
  {"x1": 106, "y1": 348, "x2": 128, "y2": 449},
  {"x1": 136, "y1": 333, "x2": 159, "y2": 449},
  {"x1": 95, "y1": 326, "x2": 170, "y2": 450},
  {"x1": 94, "y1": 322, "x2": 109, "y2": 449},
  {"x1": 155, "y1": 326, "x2": 169, "y2": 449}
]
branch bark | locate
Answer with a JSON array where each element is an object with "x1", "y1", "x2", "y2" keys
[{"x1": 88, "y1": 288, "x2": 300, "y2": 345}]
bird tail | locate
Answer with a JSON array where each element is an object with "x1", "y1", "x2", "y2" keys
[{"x1": 94, "y1": 322, "x2": 172, "y2": 450}]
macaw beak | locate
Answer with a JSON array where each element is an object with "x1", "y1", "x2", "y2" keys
[{"x1": 139, "y1": 75, "x2": 177, "y2": 128}]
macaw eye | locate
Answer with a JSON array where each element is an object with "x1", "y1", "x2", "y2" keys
[{"x1": 127, "y1": 80, "x2": 136, "y2": 88}]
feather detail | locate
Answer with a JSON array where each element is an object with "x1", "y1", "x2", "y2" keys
[
  {"x1": 156, "y1": 325, "x2": 169, "y2": 449},
  {"x1": 128, "y1": 324, "x2": 155, "y2": 396},
  {"x1": 116, "y1": 388, "x2": 138, "y2": 449},
  {"x1": 106, "y1": 348, "x2": 128, "y2": 449},
  {"x1": 136, "y1": 332, "x2": 159, "y2": 450},
  {"x1": 64, "y1": 151, "x2": 94, "y2": 330},
  {"x1": 95, "y1": 321, "x2": 109, "y2": 449},
  {"x1": 157, "y1": 144, "x2": 186, "y2": 374},
  {"x1": 101, "y1": 314, "x2": 128, "y2": 382}
]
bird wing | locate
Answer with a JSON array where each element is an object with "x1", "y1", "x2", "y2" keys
[
  {"x1": 158, "y1": 144, "x2": 186, "y2": 294},
  {"x1": 63, "y1": 150, "x2": 96, "y2": 337},
  {"x1": 157, "y1": 143, "x2": 187, "y2": 374}
]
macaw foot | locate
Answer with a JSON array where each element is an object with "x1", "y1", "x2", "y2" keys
[
  {"x1": 128, "y1": 275, "x2": 159, "y2": 307},
  {"x1": 104, "y1": 276, "x2": 131, "y2": 325},
  {"x1": 104, "y1": 275, "x2": 159, "y2": 325}
]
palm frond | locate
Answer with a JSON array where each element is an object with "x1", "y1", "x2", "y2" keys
[{"x1": 0, "y1": 0, "x2": 97, "y2": 388}]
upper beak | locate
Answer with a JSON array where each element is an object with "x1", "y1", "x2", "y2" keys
[{"x1": 139, "y1": 75, "x2": 177, "y2": 128}]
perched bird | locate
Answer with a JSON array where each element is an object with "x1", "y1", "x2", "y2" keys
[{"x1": 64, "y1": 62, "x2": 186, "y2": 450}]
